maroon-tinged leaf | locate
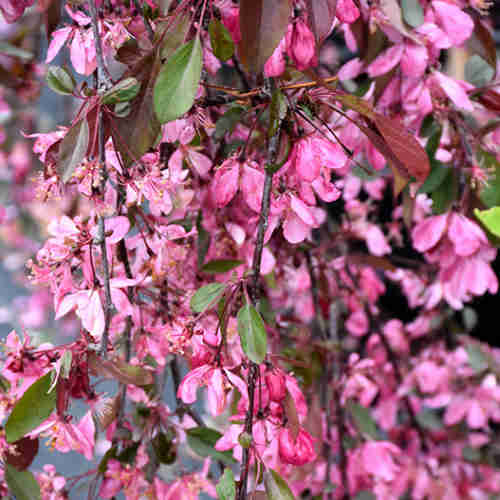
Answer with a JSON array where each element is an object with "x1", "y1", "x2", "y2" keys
[
  {"x1": 373, "y1": 114, "x2": 430, "y2": 182},
  {"x1": 58, "y1": 117, "x2": 89, "y2": 183},
  {"x1": 209, "y1": 18, "x2": 235, "y2": 62},
  {"x1": 478, "y1": 89, "x2": 500, "y2": 113},
  {"x1": 304, "y1": 0, "x2": 337, "y2": 47},
  {"x1": 43, "y1": 0, "x2": 62, "y2": 39},
  {"x1": 112, "y1": 50, "x2": 161, "y2": 167},
  {"x1": 468, "y1": 13, "x2": 497, "y2": 74},
  {"x1": 88, "y1": 352, "x2": 154, "y2": 387},
  {"x1": 354, "y1": 119, "x2": 410, "y2": 195},
  {"x1": 239, "y1": 0, "x2": 293, "y2": 74},
  {"x1": 4, "y1": 437, "x2": 39, "y2": 471},
  {"x1": 284, "y1": 390, "x2": 300, "y2": 440}
]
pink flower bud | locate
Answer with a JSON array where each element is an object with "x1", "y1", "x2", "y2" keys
[
  {"x1": 265, "y1": 370, "x2": 286, "y2": 402},
  {"x1": 286, "y1": 20, "x2": 317, "y2": 71},
  {"x1": 278, "y1": 428, "x2": 316, "y2": 466}
]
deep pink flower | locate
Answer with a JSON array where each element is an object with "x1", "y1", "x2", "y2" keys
[
  {"x1": 286, "y1": 20, "x2": 317, "y2": 71},
  {"x1": 278, "y1": 427, "x2": 316, "y2": 465},
  {"x1": 0, "y1": 0, "x2": 34, "y2": 23}
]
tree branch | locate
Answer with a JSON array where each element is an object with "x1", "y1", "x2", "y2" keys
[{"x1": 239, "y1": 77, "x2": 284, "y2": 500}]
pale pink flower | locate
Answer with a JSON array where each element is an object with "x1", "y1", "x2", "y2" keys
[
  {"x1": 432, "y1": 1, "x2": 474, "y2": 46},
  {"x1": 361, "y1": 441, "x2": 401, "y2": 481}
]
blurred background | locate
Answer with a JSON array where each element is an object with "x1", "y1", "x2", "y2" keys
[{"x1": 0, "y1": 1, "x2": 499, "y2": 497}]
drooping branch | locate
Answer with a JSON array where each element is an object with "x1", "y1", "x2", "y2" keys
[
  {"x1": 88, "y1": 0, "x2": 112, "y2": 90},
  {"x1": 239, "y1": 77, "x2": 284, "y2": 500},
  {"x1": 89, "y1": 0, "x2": 115, "y2": 356}
]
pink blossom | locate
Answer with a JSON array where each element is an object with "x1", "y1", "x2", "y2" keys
[
  {"x1": 361, "y1": 441, "x2": 401, "y2": 481},
  {"x1": 264, "y1": 37, "x2": 287, "y2": 77},
  {"x1": 0, "y1": 0, "x2": 34, "y2": 23},
  {"x1": 432, "y1": 1, "x2": 474, "y2": 46},
  {"x1": 278, "y1": 428, "x2": 316, "y2": 466},
  {"x1": 336, "y1": 0, "x2": 360, "y2": 23}
]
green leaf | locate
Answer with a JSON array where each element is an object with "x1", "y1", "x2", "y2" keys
[
  {"x1": 4, "y1": 464, "x2": 41, "y2": 500},
  {"x1": 466, "y1": 344, "x2": 489, "y2": 373},
  {"x1": 0, "y1": 373, "x2": 11, "y2": 393},
  {"x1": 401, "y1": 0, "x2": 424, "y2": 28},
  {"x1": 216, "y1": 468, "x2": 236, "y2": 500},
  {"x1": 419, "y1": 114, "x2": 438, "y2": 138},
  {"x1": 152, "y1": 430, "x2": 177, "y2": 464},
  {"x1": 475, "y1": 206, "x2": 500, "y2": 237},
  {"x1": 354, "y1": 492, "x2": 376, "y2": 500},
  {"x1": 5, "y1": 371, "x2": 56, "y2": 443},
  {"x1": 418, "y1": 160, "x2": 448, "y2": 195},
  {"x1": 463, "y1": 445, "x2": 482, "y2": 463},
  {"x1": 239, "y1": 0, "x2": 293, "y2": 73},
  {"x1": 269, "y1": 88, "x2": 288, "y2": 138},
  {"x1": 58, "y1": 118, "x2": 89, "y2": 183},
  {"x1": 237, "y1": 303, "x2": 267, "y2": 364},
  {"x1": 102, "y1": 77, "x2": 141, "y2": 105},
  {"x1": 159, "y1": 12, "x2": 191, "y2": 61},
  {"x1": 425, "y1": 124, "x2": 442, "y2": 159},
  {"x1": 202, "y1": 259, "x2": 243, "y2": 274},
  {"x1": 209, "y1": 19, "x2": 235, "y2": 62},
  {"x1": 478, "y1": 150, "x2": 500, "y2": 208},
  {"x1": 154, "y1": 37, "x2": 203, "y2": 123},
  {"x1": 415, "y1": 407, "x2": 443, "y2": 430},
  {"x1": 0, "y1": 41, "x2": 33, "y2": 60},
  {"x1": 190, "y1": 283, "x2": 227, "y2": 314},
  {"x1": 46, "y1": 65, "x2": 75, "y2": 95},
  {"x1": 257, "y1": 297, "x2": 276, "y2": 328},
  {"x1": 196, "y1": 211, "x2": 211, "y2": 268},
  {"x1": 186, "y1": 427, "x2": 237, "y2": 465},
  {"x1": 431, "y1": 166, "x2": 458, "y2": 214},
  {"x1": 347, "y1": 401, "x2": 380, "y2": 439},
  {"x1": 465, "y1": 55, "x2": 494, "y2": 88},
  {"x1": 264, "y1": 469, "x2": 296, "y2": 500},
  {"x1": 214, "y1": 106, "x2": 245, "y2": 141},
  {"x1": 462, "y1": 307, "x2": 478, "y2": 332}
]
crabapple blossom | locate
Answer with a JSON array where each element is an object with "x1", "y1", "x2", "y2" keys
[{"x1": 0, "y1": 0, "x2": 499, "y2": 499}]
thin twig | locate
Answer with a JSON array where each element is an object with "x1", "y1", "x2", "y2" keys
[
  {"x1": 238, "y1": 78, "x2": 284, "y2": 500},
  {"x1": 97, "y1": 113, "x2": 115, "y2": 356},
  {"x1": 90, "y1": 0, "x2": 114, "y2": 355},
  {"x1": 88, "y1": 0, "x2": 112, "y2": 90}
]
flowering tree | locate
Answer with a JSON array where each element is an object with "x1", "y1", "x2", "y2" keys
[{"x1": 0, "y1": 0, "x2": 500, "y2": 498}]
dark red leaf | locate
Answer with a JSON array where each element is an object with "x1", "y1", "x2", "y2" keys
[
  {"x1": 111, "y1": 50, "x2": 162, "y2": 167},
  {"x1": 478, "y1": 89, "x2": 500, "y2": 113},
  {"x1": 5, "y1": 437, "x2": 39, "y2": 471},
  {"x1": 373, "y1": 114, "x2": 430, "y2": 182},
  {"x1": 43, "y1": 0, "x2": 62, "y2": 39},
  {"x1": 239, "y1": 0, "x2": 293, "y2": 74},
  {"x1": 304, "y1": 0, "x2": 337, "y2": 47},
  {"x1": 468, "y1": 12, "x2": 497, "y2": 74}
]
